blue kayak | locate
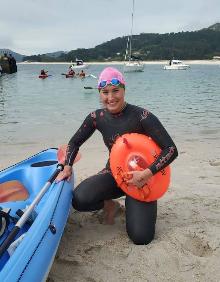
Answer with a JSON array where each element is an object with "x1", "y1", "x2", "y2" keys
[{"x1": 0, "y1": 148, "x2": 73, "y2": 282}]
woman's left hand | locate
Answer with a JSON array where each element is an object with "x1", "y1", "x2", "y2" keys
[{"x1": 125, "y1": 168, "x2": 153, "y2": 188}]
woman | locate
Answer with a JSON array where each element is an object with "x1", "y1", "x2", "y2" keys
[
  {"x1": 57, "y1": 67, "x2": 178, "y2": 245},
  {"x1": 79, "y1": 70, "x2": 86, "y2": 78}
]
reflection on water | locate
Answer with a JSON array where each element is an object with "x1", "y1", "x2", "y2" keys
[{"x1": 0, "y1": 63, "x2": 220, "y2": 147}]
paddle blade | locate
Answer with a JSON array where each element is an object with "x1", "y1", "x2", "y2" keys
[{"x1": 57, "y1": 145, "x2": 81, "y2": 165}]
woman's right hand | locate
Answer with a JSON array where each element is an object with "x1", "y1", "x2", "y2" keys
[{"x1": 56, "y1": 165, "x2": 72, "y2": 182}]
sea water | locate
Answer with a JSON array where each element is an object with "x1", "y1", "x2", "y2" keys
[{"x1": 0, "y1": 63, "x2": 220, "y2": 165}]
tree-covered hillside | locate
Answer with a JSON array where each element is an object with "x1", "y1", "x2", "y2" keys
[{"x1": 23, "y1": 23, "x2": 220, "y2": 62}]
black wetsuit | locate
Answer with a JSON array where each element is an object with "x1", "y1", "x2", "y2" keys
[{"x1": 66, "y1": 103, "x2": 178, "y2": 244}]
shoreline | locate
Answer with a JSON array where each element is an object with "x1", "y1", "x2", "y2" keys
[{"x1": 18, "y1": 60, "x2": 220, "y2": 65}]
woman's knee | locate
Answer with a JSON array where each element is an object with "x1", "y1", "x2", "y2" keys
[
  {"x1": 125, "y1": 197, "x2": 157, "y2": 245},
  {"x1": 72, "y1": 187, "x2": 89, "y2": 211},
  {"x1": 72, "y1": 182, "x2": 104, "y2": 211},
  {"x1": 127, "y1": 224, "x2": 155, "y2": 245}
]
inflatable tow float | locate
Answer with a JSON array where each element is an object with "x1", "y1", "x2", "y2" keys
[{"x1": 110, "y1": 133, "x2": 171, "y2": 202}]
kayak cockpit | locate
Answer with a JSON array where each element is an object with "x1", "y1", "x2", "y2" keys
[{"x1": 0, "y1": 180, "x2": 29, "y2": 203}]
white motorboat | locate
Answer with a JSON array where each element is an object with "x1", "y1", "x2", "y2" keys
[
  {"x1": 164, "y1": 60, "x2": 189, "y2": 70},
  {"x1": 70, "y1": 59, "x2": 89, "y2": 71},
  {"x1": 123, "y1": 0, "x2": 144, "y2": 73}
]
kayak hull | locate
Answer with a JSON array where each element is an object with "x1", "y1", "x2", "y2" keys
[
  {"x1": 65, "y1": 74, "x2": 74, "y2": 78},
  {"x1": 39, "y1": 75, "x2": 48, "y2": 79},
  {"x1": 0, "y1": 149, "x2": 73, "y2": 282}
]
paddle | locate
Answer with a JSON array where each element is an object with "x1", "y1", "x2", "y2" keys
[
  {"x1": 61, "y1": 73, "x2": 76, "y2": 77},
  {"x1": 0, "y1": 146, "x2": 80, "y2": 258},
  {"x1": 89, "y1": 74, "x2": 97, "y2": 79},
  {"x1": 39, "y1": 75, "x2": 52, "y2": 78}
]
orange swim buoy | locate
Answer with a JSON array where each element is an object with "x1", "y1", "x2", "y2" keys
[{"x1": 110, "y1": 133, "x2": 171, "y2": 202}]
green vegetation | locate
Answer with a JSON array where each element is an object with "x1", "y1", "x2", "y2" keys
[{"x1": 23, "y1": 23, "x2": 220, "y2": 62}]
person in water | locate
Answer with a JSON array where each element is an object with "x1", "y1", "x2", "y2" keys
[
  {"x1": 40, "y1": 69, "x2": 48, "y2": 75},
  {"x1": 78, "y1": 70, "x2": 86, "y2": 78},
  {"x1": 57, "y1": 67, "x2": 178, "y2": 245}
]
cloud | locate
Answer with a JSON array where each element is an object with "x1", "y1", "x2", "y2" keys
[{"x1": 0, "y1": 0, "x2": 219, "y2": 55}]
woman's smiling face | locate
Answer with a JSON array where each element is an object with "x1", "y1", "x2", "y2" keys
[{"x1": 99, "y1": 85, "x2": 125, "y2": 114}]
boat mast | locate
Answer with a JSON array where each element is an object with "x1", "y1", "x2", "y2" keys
[{"x1": 129, "y1": 0, "x2": 135, "y2": 61}]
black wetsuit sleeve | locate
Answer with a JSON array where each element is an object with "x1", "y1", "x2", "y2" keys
[
  {"x1": 140, "y1": 111, "x2": 178, "y2": 175},
  {"x1": 65, "y1": 113, "x2": 96, "y2": 166}
]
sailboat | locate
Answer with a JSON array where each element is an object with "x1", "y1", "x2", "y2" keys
[{"x1": 124, "y1": 0, "x2": 144, "y2": 73}]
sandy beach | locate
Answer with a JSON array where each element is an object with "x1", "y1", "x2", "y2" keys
[
  {"x1": 1, "y1": 130, "x2": 219, "y2": 282},
  {"x1": 36, "y1": 132, "x2": 220, "y2": 282},
  {"x1": 1, "y1": 130, "x2": 220, "y2": 282}
]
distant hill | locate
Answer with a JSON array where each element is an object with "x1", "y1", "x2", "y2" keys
[
  {"x1": 207, "y1": 23, "x2": 220, "y2": 31},
  {"x1": 0, "y1": 49, "x2": 25, "y2": 62},
  {"x1": 23, "y1": 23, "x2": 220, "y2": 62},
  {"x1": 44, "y1": 51, "x2": 67, "y2": 58}
]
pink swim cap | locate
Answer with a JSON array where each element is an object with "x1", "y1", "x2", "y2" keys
[{"x1": 98, "y1": 67, "x2": 125, "y2": 88}]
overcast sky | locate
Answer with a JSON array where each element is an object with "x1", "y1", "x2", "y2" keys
[{"x1": 0, "y1": 0, "x2": 219, "y2": 55}]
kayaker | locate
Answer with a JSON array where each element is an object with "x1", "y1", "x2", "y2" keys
[
  {"x1": 57, "y1": 67, "x2": 178, "y2": 245},
  {"x1": 40, "y1": 69, "x2": 48, "y2": 75},
  {"x1": 68, "y1": 67, "x2": 75, "y2": 76}
]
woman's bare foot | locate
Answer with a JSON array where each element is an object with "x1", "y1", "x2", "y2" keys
[{"x1": 103, "y1": 200, "x2": 123, "y2": 225}]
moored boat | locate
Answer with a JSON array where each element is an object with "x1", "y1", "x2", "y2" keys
[
  {"x1": 164, "y1": 60, "x2": 190, "y2": 70},
  {"x1": 124, "y1": 60, "x2": 144, "y2": 72},
  {"x1": 70, "y1": 59, "x2": 89, "y2": 71},
  {"x1": 0, "y1": 148, "x2": 73, "y2": 282},
  {"x1": 123, "y1": 0, "x2": 144, "y2": 73}
]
